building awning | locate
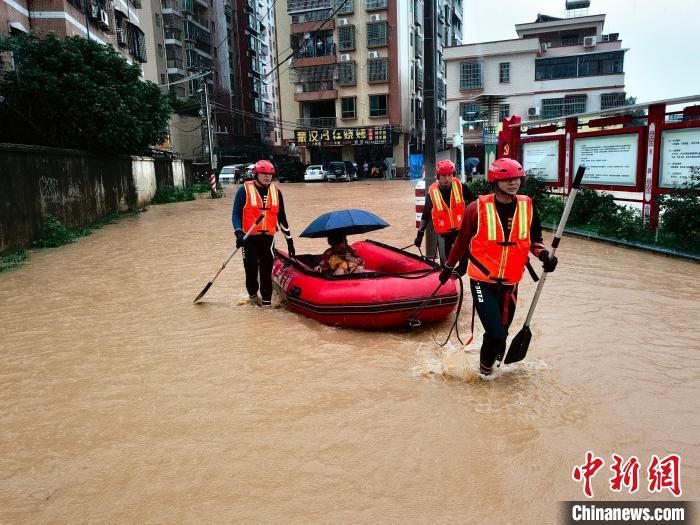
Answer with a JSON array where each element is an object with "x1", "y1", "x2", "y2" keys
[{"x1": 9, "y1": 21, "x2": 29, "y2": 33}]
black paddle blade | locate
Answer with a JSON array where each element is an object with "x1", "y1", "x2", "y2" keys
[
  {"x1": 193, "y1": 281, "x2": 213, "y2": 303},
  {"x1": 504, "y1": 326, "x2": 532, "y2": 364}
]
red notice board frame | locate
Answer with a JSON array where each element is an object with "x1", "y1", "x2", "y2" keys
[
  {"x1": 517, "y1": 134, "x2": 565, "y2": 187},
  {"x1": 569, "y1": 126, "x2": 648, "y2": 193},
  {"x1": 653, "y1": 120, "x2": 700, "y2": 195}
]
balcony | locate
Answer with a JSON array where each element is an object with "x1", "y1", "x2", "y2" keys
[
  {"x1": 297, "y1": 117, "x2": 337, "y2": 128},
  {"x1": 294, "y1": 81, "x2": 338, "y2": 101},
  {"x1": 293, "y1": 42, "x2": 336, "y2": 67}
]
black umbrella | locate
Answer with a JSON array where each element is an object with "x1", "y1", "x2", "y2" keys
[{"x1": 300, "y1": 209, "x2": 389, "y2": 238}]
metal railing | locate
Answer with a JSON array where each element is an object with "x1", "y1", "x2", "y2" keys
[
  {"x1": 300, "y1": 81, "x2": 335, "y2": 92},
  {"x1": 295, "y1": 42, "x2": 336, "y2": 59},
  {"x1": 297, "y1": 117, "x2": 337, "y2": 127}
]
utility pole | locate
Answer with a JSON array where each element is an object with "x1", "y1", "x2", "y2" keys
[
  {"x1": 423, "y1": 0, "x2": 438, "y2": 259},
  {"x1": 198, "y1": 73, "x2": 216, "y2": 171}
]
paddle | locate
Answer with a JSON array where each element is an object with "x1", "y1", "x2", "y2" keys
[
  {"x1": 499, "y1": 165, "x2": 586, "y2": 366},
  {"x1": 193, "y1": 214, "x2": 265, "y2": 303}
]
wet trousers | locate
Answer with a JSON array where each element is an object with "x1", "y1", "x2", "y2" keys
[
  {"x1": 242, "y1": 234, "x2": 274, "y2": 302},
  {"x1": 470, "y1": 279, "x2": 518, "y2": 370}
]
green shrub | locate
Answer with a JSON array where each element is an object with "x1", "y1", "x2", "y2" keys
[
  {"x1": 190, "y1": 183, "x2": 212, "y2": 193},
  {"x1": 465, "y1": 177, "x2": 491, "y2": 197},
  {"x1": 152, "y1": 186, "x2": 195, "y2": 204},
  {"x1": 657, "y1": 169, "x2": 700, "y2": 253},
  {"x1": 0, "y1": 250, "x2": 29, "y2": 272},
  {"x1": 34, "y1": 216, "x2": 79, "y2": 247}
]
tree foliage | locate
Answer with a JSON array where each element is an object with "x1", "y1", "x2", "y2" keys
[{"x1": 0, "y1": 33, "x2": 171, "y2": 154}]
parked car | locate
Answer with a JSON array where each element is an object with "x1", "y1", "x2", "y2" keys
[
  {"x1": 219, "y1": 164, "x2": 245, "y2": 185},
  {"x1": 326, "y1": 161, "x2": 351, "y2": 182},
  {"x1": 276, "y1": 161, "x2": 306, "y2": 183},
  {"x1": 344, "y1": 161, "x2": 359, "y2": 181},
  {"x1": 304, "y1": 164, "x2": 326, "y2": 182}
]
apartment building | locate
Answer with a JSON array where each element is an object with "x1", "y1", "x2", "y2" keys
[
  {"x1": 1, "y1": 0, "x2": 147, "y2": 64},
  {"x1": 275, "y1": 0, "x2": 463, "y2": 176},
  {"x1": 444, "y1": 1, "x2": 627, "y2": 169},
  {"x1": 221, "y1": 0, "x2": 277, "y2": 146}
]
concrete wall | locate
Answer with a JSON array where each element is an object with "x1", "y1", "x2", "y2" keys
[{"x1": 0, "y1": 144, "x2": 187, "y2": 253}]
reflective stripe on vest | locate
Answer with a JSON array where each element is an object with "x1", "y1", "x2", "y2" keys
[
  {"x1": 467, "y1": 194, "x2": 532, "y2": 285},
  {"x1": 242, "y1": 181, "x2": 279, "y2": 235},
  {"x1": 429, "y1": 180, "x2": 466, "y2": 234}
]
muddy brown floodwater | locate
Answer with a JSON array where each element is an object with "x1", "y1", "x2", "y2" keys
[{"x1": 1, "y1": 180, "x2": 698, "y2": 523}]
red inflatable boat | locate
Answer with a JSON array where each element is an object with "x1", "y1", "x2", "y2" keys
[{"x1": 272, "y1": 240, "x2": 459, "y2": 329}]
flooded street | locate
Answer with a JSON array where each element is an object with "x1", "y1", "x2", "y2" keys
[{"x1": 1, "y1": 180, "x2": 699, "y2": 523}]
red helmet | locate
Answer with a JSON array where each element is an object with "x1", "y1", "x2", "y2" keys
[
  {"x1": 252, "y1": 159, "x2": 275, "y2": 175},
  {"x1": 436, "y1": 159, "x2": 456, "y2": 176},
  {"x1": 487, "y1": 158, "x2": 524, "y2": 183}
]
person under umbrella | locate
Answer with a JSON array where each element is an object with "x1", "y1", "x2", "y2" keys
[{"x1": 315, "y1": 232, "x2": 365, "y2": 275}]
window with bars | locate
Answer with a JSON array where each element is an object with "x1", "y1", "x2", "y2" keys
[
  {"x1": 338, "y1": 62, "x2": 356, "y2": 85},
  {"x1": 367, "y1": 22, "x2": 388, "y2": 47},
  {"x1": 459, "y1": 61, "x2": 482, "y2": 90},
  {"x1": 541, "y1": 95, "x2": 587, "y2": 119},
  {"x1": 369, "y1": 94, "x2": 388, "y2": 117},
  {"x1": 460, "y1": 103, "x2": 481, "y2": 124},
  {"x1": 499, "y1": 62, "x2": 510, "y2": 83},
  {"x1": 535, "y1": 51, "x2": 624, "y2": 80},
  {"x1": 365, "y1": 0, "x2": 387, "y2": 9},
  {"x1": 499, "y1": 103, "x2": 510, "y2": 121},
  {"x1": 341, "y1": 96, "x2": 356, "y2": 118},
  {"x1": 368, "y1": 58, "x2": 388, "y2": 82},
  {"x1": 337, "y1": 0, "x2": 353, "y2": 13},
  {"x1": 600, "y1": 92, "x2": 626, "y2": 110},
  {"x1": 338, "y1": 26, "x2": 355, "y2": 50}
]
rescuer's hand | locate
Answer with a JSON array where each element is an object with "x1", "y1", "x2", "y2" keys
[
  {"x1": 235, "y1": 230, "x2": 245, "y2": 248},
  {"x1": 439, "y1": 265, "x2": 454, "y2": 285},
  {"x1": 456, "y1": 260, "x2": 468, "y2": 277},
  {"x1": 286, "y1": 238, "x2": 296, "y2": 258},
  {"x1": 538, "y1": 250, "x2": 558, "y2": 273},
  {"x1": 414, "y1": 230, "x2": 424, "y2": 248}
]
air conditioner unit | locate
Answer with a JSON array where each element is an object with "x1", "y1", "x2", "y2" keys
[
  {"x1": 89, "y1": 4, "x2": 99, "y2": 19},
  {"x1": 369, "y1": 13, "x2": 381, "y2": 22},
  {"x1": 116, "y1": 28, "x2": 128, "y2": 46},
  {"x1": 368, "y1": 51, "x2": 379, "y2": 59},
  {"x1": 340, "y1": 53, "x2": 351, "y2": 62},
  {"x1": 338, "y1": 18, "x2": 348, "y2": 26},
  {"x1": 98, "y1": 9, "x2": 110, "y2": 28},
  {"x1": 583, "y1": 36, "x2": 596, "y2": 47},
  {"x1": 527, "y1": 106, "x2": 541, "y2": 117}
]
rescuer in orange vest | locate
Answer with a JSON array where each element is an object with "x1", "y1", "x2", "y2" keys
[
  {"x1": 414, "y1": 159, "x2": 475, "y2": 266},
  {"x1": 438, "y1": 158, "x2": 558, "y2": 378},
  {"x1": 232, "y1": 159, "x2": 295, "y2": 306}
]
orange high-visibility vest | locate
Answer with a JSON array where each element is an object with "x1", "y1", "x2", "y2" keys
[
  {"x1": 242, "y1": 181, "x2": 279, "y2": 235},
  {"x1": 429, "y1": 180, "x2": 466, "y2": 234},
  {"x1": 467, "y1": 194, "x2": 532, "y2": 285}
]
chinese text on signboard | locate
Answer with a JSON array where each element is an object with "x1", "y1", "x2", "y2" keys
[
  {"x1": 573, "y1": 133, "x2": 639, "y2": 187},
  {"x1": 659, "y1": 128, "x2": 700, "y2": 188},
  {"x1": 294, "y1": 127, "x2": 391, "y2": 147},
  {"x1": 522, "y1": 140, "x2": 560, "y2": 182}
]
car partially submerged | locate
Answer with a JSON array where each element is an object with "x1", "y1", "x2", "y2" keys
[
  {"x1": 304, "y1": 165, "x2": 326, "y2": 182},
  {"x1": 218, "y1": 164, "x2": 245, "y2": 185}
]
